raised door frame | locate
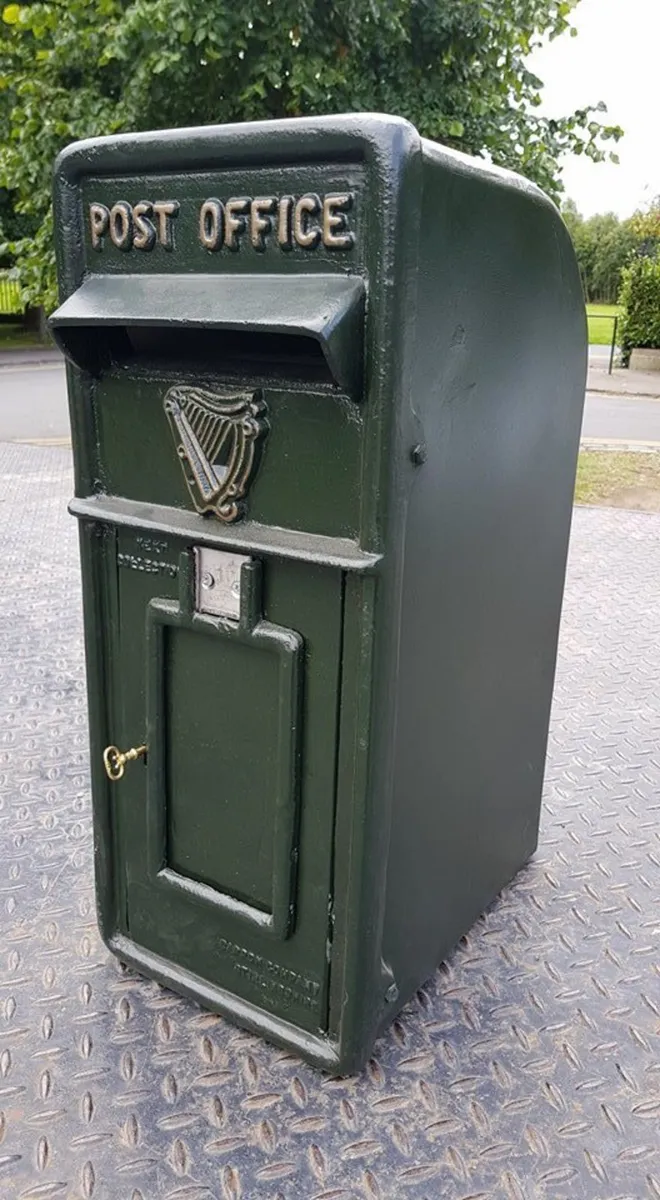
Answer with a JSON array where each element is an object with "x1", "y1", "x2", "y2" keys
[{"x1": 145, "y1": 557, "x2": 303, "y2": 940}]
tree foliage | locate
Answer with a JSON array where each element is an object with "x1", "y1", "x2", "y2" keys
[
  {"x1": 562, "y1": 198, "x2": 660, "y2": 305},
  {"x1": 1, "y1": 0, "x2": 623, "y2": 310},
  {"x1": 629, "y1": 198, "x2": 660, "y2": 260},
  {"x1": 561, "y1": 200, "x2": 637, "y2": 304},
  {"x1": 0, "y1": 187, "x2": 36, "y2": 267}
]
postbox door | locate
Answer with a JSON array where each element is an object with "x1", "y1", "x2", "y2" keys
[{"x1": 107, "y1": 533, "x2": 344, "y2": 1034}]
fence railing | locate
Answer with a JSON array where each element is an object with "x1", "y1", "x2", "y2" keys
[
  {"x1": 599, "y1": 314, "x2": 620, "y2": 375},
  {"x1": 608, "y1": 316, "x2": 620, "y2": 375},
  {"x1": 0, "y1": 275, "x2": 22, "y2": 316}
]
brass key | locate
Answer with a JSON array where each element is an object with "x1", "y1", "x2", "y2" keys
[{"x1": 103, "y1": 743, "x2": 147, "y2": 782}]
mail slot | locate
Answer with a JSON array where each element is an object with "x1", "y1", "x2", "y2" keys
[{"x1": 51, "y1": 115, "x2": 586, "y2": 1074}]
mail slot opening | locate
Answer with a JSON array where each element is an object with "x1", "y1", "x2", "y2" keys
[
  {"x1": 50, "y1": 273, "x2": 365, "y2": 396},
  {"x1": 57, "y1": 324, "x2": 334, "y2": 385}
]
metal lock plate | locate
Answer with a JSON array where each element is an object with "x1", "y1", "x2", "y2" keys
[{"x1": 194, "y1": 547, "x2": 252, "y2": 620}]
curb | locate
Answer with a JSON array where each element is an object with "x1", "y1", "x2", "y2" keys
[
  {"x1": 580, "y1": 437, "x2": 660, "y2": 453},
  {"x1": 8, "y1": 437, "x2": 71, "y2": 447},
  {"x1": 588, "y1": 386, "x2": 660, "y2": 401}
]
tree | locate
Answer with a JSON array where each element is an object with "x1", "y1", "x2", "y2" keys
[
  {"x1": 629, "y1": 198, "x2": 660, "y2": 260},
  {"x1": 1, "y1": 0, "x2": 623, "y2": 310},
  {"x1": 589, "y1": 215, "x2": 637, "y2": 303},
  {"x1": 562, "y1": 196, "x2": 660, "y2": 306},
  {"x1": 0, "y1": 187, "x2": 38, "y2": 268},
  {"x1": 561, "y1": 202, "x2": 640, "y2": 305}
]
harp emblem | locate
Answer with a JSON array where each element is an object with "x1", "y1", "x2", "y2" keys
[{"x1": 164, "y1": 385, "x2": 268, "y2": 523}]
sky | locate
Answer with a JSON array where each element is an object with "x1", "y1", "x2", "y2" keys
[{"x1": 528, "y1": 0, "x2": 659, "y2": 218}]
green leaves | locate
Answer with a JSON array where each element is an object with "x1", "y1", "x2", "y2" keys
[
  {"x1": 619, "y1": 254, "x2": 660, "y2": 357},
  {"x1": 563, "y1": 203, "x2": 657, "y2": 306},
  {"x1": 2, "y1": 5, "x2": 21, "y2": 26},
  {"x1": 446, "y1": 119, "x2": 465, "y2": 138},
  {"x1": 0, "y1": 0, "x2": 624, "y2": 308}
]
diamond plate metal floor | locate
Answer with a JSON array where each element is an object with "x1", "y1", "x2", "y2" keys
[{"x1": 1, "y1": 442, "x2": 659, "y2": 1200}]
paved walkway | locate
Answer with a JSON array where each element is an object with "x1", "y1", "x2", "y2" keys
[
  {"x1": 588, "y1": 361, "x2": 660, "y2": 399},
  {"x1": 0, "y1": 442, "x2": 659, "y2": 1199}
]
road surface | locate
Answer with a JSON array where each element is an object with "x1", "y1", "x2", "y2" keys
[
  {"x1": 1, "y1": 356, "x2": 659, "y2": 444},
  {"x1": 0, "y1": 360, "x2": 69, "y2": 440},
  {"x1": 582, "y1": 391, "x2": 660, "y2": 443}
]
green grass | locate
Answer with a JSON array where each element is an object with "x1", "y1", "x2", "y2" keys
[
  {"x1": 586, "y1": 302, "x2": 620, "y2": 346},
  {"x1": 575, "y1": 450, "x2": 660, "y2": 507},
  {"x1": 0, "y1": 323, "x2": 47, "y2": 351}
]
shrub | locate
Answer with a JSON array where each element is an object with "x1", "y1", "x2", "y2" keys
[{"x1": 618, "y1": 255, "x2": 660, "y2": 363}]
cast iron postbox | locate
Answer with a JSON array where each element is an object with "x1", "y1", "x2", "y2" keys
[{"x1": 51, "y1": 114, "x2": 586, "y2": 1074}]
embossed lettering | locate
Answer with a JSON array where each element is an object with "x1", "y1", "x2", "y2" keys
[
  {"x1": 89, "y1": 203, "x2": 110, "y2": 251},
  {"x1": 197, "y1": 193, "x2": 355, "y2": 252},
  {"x1": 293, "y1": 193, "x2": 321, "y2": 248},
  {"x1": 199, "y1": 198, "x2": 224, "y2": 251},
  {"x1": 89, "y1": 191, "x2": 355, "y2": 255},
  {"x1": 152, "y1": 200, "x2": 179, "y2": 250},
  {"x1": 277, "y1": 195, "x2": 293, "y2": 249},
  {"x1": 136, "y1": 535, "x2": 168, "y2": 554},
  {"x1": 224, "y1": 197, "x2": 250, "y2": 251},
  {"x1": 88, "y1": 199, "x2": 179, "y2": 251},
  {"x1": 109, "y1": 202, "x2": 133, "y2": 251},
  {"x1": 132, "y1": 201, "x2": 157, "y2": 251},
  {"x1": 216, "y1": 936, "x2": 321, "y2": 1008},
  {"x1": 323, "y1": 192, "x2": 354, "y2": 249},
  {"x1": 250, "y1": 196, "x2": 276, "y2": 251},
  {"x1": 117, "y1": 552, "x2": 178, "y2": 578}
]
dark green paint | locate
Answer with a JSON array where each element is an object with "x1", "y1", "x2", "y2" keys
[
  {"x1": 164, "y1": 630, "x2": 279, "y2": 910},
  {"x1": 52, "y1": 272, "x2": 366, "y2": 397},
  {"x1": 113, "y1": 550, "x2": 343, "y2": 1034},
  {"x1": 147, "y1": 575, "x2": 303, "y2": 936},
  {"x1": 53, "y1": 115, "x2": 586, "y2": 1073},
  {"x1": 86, "y1": 374, "x2": 362, "y2": 539}
]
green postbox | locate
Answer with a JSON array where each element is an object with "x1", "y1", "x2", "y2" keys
[{"x1": 51, "y1": 114, "x2": 586, "y2": 1074}]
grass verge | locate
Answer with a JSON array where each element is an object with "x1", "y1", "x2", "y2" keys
[
  {"x1": 586, "y1": 303, "x2": 620, "y2": 347},
  {"x1": 576, "y1": 450, "x2": 660, "y2": 510},
  {"x1": 0, "y1": 323, "x2": 48, "y2": 351}
]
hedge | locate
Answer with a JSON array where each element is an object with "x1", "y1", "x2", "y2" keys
[{"x1": 618, "y1": 255, "x2": 660, "y2": 362}]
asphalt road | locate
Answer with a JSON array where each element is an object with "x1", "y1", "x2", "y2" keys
[
  {"x1": 582, "y1": 392, "x2": 660, "y2": 443},
  {"x1": 1, "y1": 357, "x2": 660, "y2": 444},
  {"x1": 0, "y1": 361, "x2": 70, "y2": 441}
]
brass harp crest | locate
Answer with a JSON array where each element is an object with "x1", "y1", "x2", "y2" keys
[{"x1": 164, "y1": 385, "x2": 268, "y2": 523}]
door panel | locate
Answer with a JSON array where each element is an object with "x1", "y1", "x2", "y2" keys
[
  {"x1": 166, "y1": 625, "x2": 283, "y2": 910},
  {"x1": 111, "y1": 529, "x2": 343, "y2": 1033},
  {"x1": 147, "y1": 590, "x2": 302, "y2": 938}
]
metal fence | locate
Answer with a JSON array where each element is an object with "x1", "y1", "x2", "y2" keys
[
  {"x1": 603, "y1": 314, "x2": 619, "y2": 375},
  {"x1": 0, "y1": 274, "x2": 22, "y2": 316}
]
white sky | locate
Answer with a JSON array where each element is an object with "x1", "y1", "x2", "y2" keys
[{"x1": 528, "y1": 0, "x2": 658, "y2": 218}]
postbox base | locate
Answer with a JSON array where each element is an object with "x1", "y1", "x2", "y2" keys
[
  {"x1": 108, "y1": 933, "x2": 346, "y2": 1074},
  {"x1": 105, "y1": 834, "x2": 536, "y2": 1077}
]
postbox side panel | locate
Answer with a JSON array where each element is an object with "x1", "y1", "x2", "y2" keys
[
  {"x1": 381, "y1": 143, "x2": 587, "y2": 1009},
  {"x1": 95, "y1": 533, "x2": 344, "y2": 1033}
]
